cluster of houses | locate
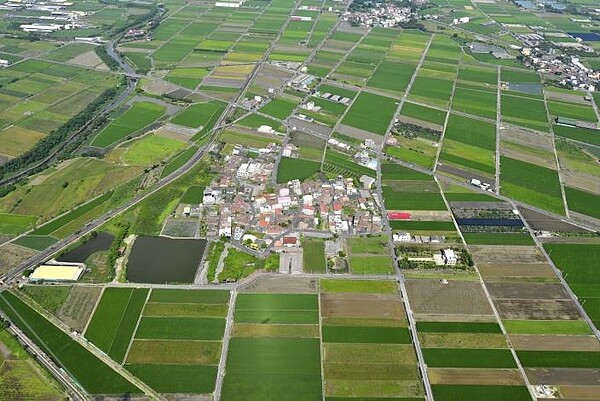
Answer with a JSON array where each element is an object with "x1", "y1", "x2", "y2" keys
[
  {"x1": 393, "y1": 232, "x2": 446, "y2": 244},
  {"x1": 515, "y1": 33, "x2": 599, "y2": 91},
  {"x1": 342, "y1": 4, "x2": 413, "y2": 28},
  {"x1": 4, "y1": 0, "x2": 91, "y2": 33}
]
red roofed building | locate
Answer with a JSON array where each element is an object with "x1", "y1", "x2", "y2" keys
[
  {"x1": 282, "y1": 236, "x2": 298, "y2": 247},
  {"x1": 387, "y1": 212, "x2": 411, "y2": 220}
]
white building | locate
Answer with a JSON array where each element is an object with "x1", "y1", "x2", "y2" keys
[
  {"x1": 442, "y1": 249, "x2": 457, "y2": 265},
  {"x1": 393, "y1": 232, "x2": 412, "y2": 242}
]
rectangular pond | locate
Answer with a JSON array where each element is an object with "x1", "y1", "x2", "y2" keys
[{"x1": 126, "y1": 236, "x2": 207, "y2": 284}]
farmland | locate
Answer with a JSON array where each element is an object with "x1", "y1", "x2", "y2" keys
[
  {"x1": 222, "y1": 292, "x2": 321, "y2": 401},
  {"x1": 123, "y1": 289, "x2": 230, "y2": 394},
  {"x1": 91, "y1": 102, "x2": 166, "y2": 148},
  {"x1": 341, "y1": 92, "x2": 398, "y2": 135}
]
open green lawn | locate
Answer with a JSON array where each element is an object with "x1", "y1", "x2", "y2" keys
[
  {"x1": 342, "y1": 92, "x2": 398, "y2": 135},
  {"x1": 21, "y1": 285, "x2": 70, "y2": 314},
  {"x1": 303, "y1": 239, "x2": 326, "y2": 273},
  {"x1": 91, "y1": 102, "x2": 166, "y2": 148},
  {"x1": 122, "y1": 134, "x2": 186, "y2": 166},
  {"x1": 349, "y1": 255, "x2": 395, "y2": 275},
  {"x1": 277, "y1": 157, "x2": 320, "y2": 183},
  {"x1": 84, "y1": 287, "x2": 149, "y2": 363},
  {"x1": 0, "y1": 291, "x2": 139, "y2": 394},
  {"x1": 0, "y1": 213, "x2": 37, "y2": 235}
]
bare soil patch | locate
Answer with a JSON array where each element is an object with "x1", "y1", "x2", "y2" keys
[
  {"x1": 232, "y1": 323, "x2": 319, "y2": 338},
  {"x1": 428, "y1": 368, "x2": 525, "y2": 385},
  {"x1": 501, "y1": 146, "x2": 557, "y2": 169},
  {"x1": 240, "y1": 275, "x2": 317, "y2": 293},
  {"x1": 509, "y1": 335, "x2": 600, "y2": 352},
  {"x1": 419, "y1": 333, "x2": 508, "y2": 349},
  {"x1": 68, "y1": 51, "x2": 108, "y2": 70},
  {"x1": 478, "y1": 263, "x2": 557, "y2": 280},
  {"x1": 470, "y1": 245, "x2": 547, "y2": 264},
  {"x1": 338, "y1": 124, "x2": 384, "y2": 145},
  {"x1": 525, "y1": 368, "x2": 600, "y2": 386},
  {"x1": 561, "y1": 171, "x2": 600, "y2": 194},
  {"x1": 398, "y1": 115, "x2": 443, "y2": 132},
  {"x1": 405, "y1": 279, "x2": 494, "y2": 317},
  {"x1": 487, "y1": 283, "x2": 570, "y2": 300},
  {"x1": 437, "y1": 164, "x2": 495, "y2": 187},
  {"x1": 495, "y1": 299, "x2": 582, "y2": 320},
  {"x1": 57, "y1": 286, "x2": 102, "y2": 332},
  {"x1": 559, "y1": 385, "x2": 600, "y2": 399},
  {"x1": 518, "y1": 206, "x2": 588, "y2": 232},
  {"x1": 0, "y1": 243, "x2": 36, "y2": 275},
  {"x1": 321, "y1": 293, "x2": 405, "y2": 320},
  {"x1": 501, "y1": 127, "x2": 554, "y2": 151}
]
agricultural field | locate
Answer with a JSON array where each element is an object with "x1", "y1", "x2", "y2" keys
[
  {"x1": 341, "y1": 92, "x2": 398, "y2": 135},
  {"x1": 222, "y1": 292, "x2": 321, "y2": 401},
  {"x1": 91, "y1": 102, "x2": 166, "y2": 148},
  {"x1": 85, "y1": 287, "x2": 149, "y2": 363},
  {"x1": 500, "y1": 156, "x2": 565, "y2": 215},
  {"x1": 347, "y1": 236, "x2": 394, "y2": 275},
  {"x1": 0, "y1": 60, "x2": 117, "y2": 159},
  {"x1": 382, "y1": 163, "x2": 447, "y2": 211},
  {"x1": 124, "y1": 289, "x2": 230, "y2": 394},
  {"x1": 543, "y1": 243, "x2": 600, "y2": 329},
  {"x1": 0, "y1": 291, "x2": 139, "y2": 394},
  {"x1": 277, "y1": 157, "x2": 320, "y2": 183},
  {"x1": 320, "y1": 279, "x2": 423, "y2": 399}
]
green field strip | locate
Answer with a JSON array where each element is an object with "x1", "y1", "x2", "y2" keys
[
  {"x1": 325, "y1": 397, "x2": 423, "y2": 401},
  {"x1": 236, "y1": 293, "x2": 319, "y2": 310},
  {"x1": 389, "y1": 221, "x2": 455, "y2": 231},
  {"x1": 416, "y1": 322, "x2": 502, "y2": 334},
  {"x1": 322, "y1": 326, "x2": 411, "y2": 344},
  {"x1": 517, "y1": 350, "x2": 600, "y2": 368},
  {"x1": 0, "y1": 291, "x2": 140, "y2": 394},
  {"x1": 422, "y1": 348, "x2": 517, "y2": 368},
  {"x1": 148, "y1": 289, "x2": 230, "y2": 304},
  {"x1": 126, "y1": 364, "x2": 218, "y2": 394},
  {"x1": 432, "y1": 385, "x2": 531, "y2": 401},
  {"x1": 135, "y1": 317, "x2": 226, "y2": 340},
  {"x1": 85, "y1": 287, "x2": 149, "y2": 363},
  {"x1": 382, "y1": 186, "x2": 447, "y2": 211},
  {"x1": 381, "y1": 163, "x2": 432, "y2": 181}
]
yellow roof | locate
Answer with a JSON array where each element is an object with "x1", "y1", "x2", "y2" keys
[{"x1": 30, "y1": 265, "x2": 83, "y2": 281}]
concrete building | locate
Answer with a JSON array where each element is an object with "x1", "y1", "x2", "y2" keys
[{"x1": 442, "y1": 249, "x2": 457, "y2": 265}]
